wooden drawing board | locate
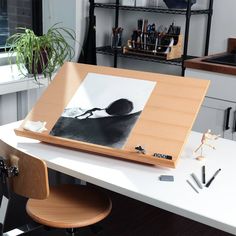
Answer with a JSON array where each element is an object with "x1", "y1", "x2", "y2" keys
[{"x1": 15, "y1": 62, "x2": 210, "y2": 168}]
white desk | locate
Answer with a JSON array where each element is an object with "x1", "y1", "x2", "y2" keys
[{"x1": 1, "y1": 121, "x2": 236, "y2": 235}]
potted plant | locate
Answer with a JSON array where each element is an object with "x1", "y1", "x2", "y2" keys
[{"x1": 6, "y1": 23, "x2": 75, "y2": 81}]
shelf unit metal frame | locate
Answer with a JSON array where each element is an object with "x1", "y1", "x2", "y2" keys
[{"x1": 90, "y1": 0, "x2": 214, "y2": 76}]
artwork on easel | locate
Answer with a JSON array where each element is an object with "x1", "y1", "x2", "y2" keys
[{"x1": 50, "y1": 73, "x2": 156, "y2": 149}]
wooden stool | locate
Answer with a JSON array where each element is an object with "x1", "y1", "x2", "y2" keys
[
  {"x1": 26, "y1": 184, "x2": 112, "y2": 230},
  {"x1": 0, "y1": 140, "x2": 112, "y2": 235}
]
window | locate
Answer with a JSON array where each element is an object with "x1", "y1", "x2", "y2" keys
[{"x1": 0, "y1": 0, "x2": 42, "y2": 51}]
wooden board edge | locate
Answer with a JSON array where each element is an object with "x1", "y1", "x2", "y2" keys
[{"x1": 14, "y1": 128, "x2": 176, "y2": 168}]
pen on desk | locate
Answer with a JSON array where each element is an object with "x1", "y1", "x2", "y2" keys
[
  {"x1": 186, "y1": 180, "x2": 199, "y2": 194},
  {"x1": 191, "y1": 173, "x2": 203, "y2": 189},
  {"x1": 202, "y1": 165, "x2": 206, "y2": 184},
  {"x1": 205, "y1": 168, "x2": 221, "y2": 188}
]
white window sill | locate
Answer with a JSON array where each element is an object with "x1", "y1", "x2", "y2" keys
[
  {"x1": 0, "y1": 52, "x2": 10, "y2": 66},
  {"x1": 0, "y1": 52, "x2": 8, "y2": 59},
  {"x1": 0, "y1": 64, "x2": 49, "y2": 95}
]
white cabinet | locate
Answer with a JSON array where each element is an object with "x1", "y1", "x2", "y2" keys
[
  {"x1": 186, "y1": 68, "x2": 236, "y2": 140},
  {"x1": 0, "y1": 93, "x2": 18, "y2": 125},
  {"x1": 0, "y1": 65, "x2": 48, "y2": 125},
  {"x1": 233, "y1": 111, "x2": 236, "y2": 141},
  {"x1": 0, "y1": 87, "x2": 46, "y2": 125},
  {"x1": 193, "y1": 97, "x2": 236, "y2": 140}
]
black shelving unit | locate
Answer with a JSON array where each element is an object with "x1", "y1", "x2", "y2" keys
[{"x1": 90, "y1": 0, "x2": 214, "y2": 76}]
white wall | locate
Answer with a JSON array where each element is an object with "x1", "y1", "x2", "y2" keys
[
  {"x1": 43, "y1": 0, "x2": 236, "y2": 74},
  {"x1": 42, "y1": 0, "x2": 77, "y2": 60},
  {"x1": 75, "y1": 1, "x2": 88, "y2": 59},
  {"x1": 43, "y1": 0, "x2": 76, "y2": 32},
  {"x1": 209, "y1": 0, "x2": 236, "y2": 53}
]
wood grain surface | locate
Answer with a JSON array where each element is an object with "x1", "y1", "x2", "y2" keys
[
  {"x1": 26, "y1": 184, "x2": 112, "y2": 228},
  {"x1": 14, "y1": 63, "x2": 209, "y2": 168},
  {"x1": 0, "y1": 139, "x2": 49, "y2": 199}
]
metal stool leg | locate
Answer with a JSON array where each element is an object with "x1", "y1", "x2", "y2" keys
[{"x1": 66, "y1": 228, "x2": 77, "y2": 236}]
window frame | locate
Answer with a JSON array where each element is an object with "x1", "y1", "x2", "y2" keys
[
  {"x1": 32, "y1": 0, "x2": 43, "y2": 36},
  {"x1": 0, "y1": 0, "x2": 43, "y2": 52}
]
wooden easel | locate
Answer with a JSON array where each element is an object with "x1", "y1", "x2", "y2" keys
[{"x1": 14, "y1": 63, "x2": 209, "y2": 168}]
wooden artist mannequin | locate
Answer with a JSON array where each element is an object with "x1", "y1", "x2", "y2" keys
[{"x1": 194, "y1": 129, "x2": 220, "y2": 161}]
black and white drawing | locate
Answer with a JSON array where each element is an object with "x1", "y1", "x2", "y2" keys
[{"x1": 50, "y1": 73, "x2": 156, "y2": 149}]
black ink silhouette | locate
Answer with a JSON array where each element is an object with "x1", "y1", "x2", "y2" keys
[
  {"x1": 51, "y1": 98, "x2": 142, "y2": 148},
  {"x1": 75, "y1": 98, "x2": 134, "y2": 119},
  {"x1": 51, "y1": 110, "x2": 142, "y2": 148}
]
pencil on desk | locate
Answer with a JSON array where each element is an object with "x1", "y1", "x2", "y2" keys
[
  {"x1": 191, "y1": 173, "x2": 203, "y2": 189},
  {"x1": 186, "y1": 180, "x2": 199, "y2": 194},
  {"x1": 202, "y1": 165, "x2": 206, "y2": 184},
  {"x1": 205, "y1": 168, "x2": 221, "y2": 188}
]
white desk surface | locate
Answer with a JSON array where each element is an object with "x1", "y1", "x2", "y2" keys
[{"x1": 0, "y1": 121, "x2": 236, "y2": 235}]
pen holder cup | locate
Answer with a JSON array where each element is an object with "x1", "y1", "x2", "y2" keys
[{"x1": 111, "y1": 32, "x2": 122, "y2": 49}]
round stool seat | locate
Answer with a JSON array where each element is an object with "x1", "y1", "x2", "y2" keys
[{"x1": 26, "y1": 184, "x2": 112, "y2": 229}]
